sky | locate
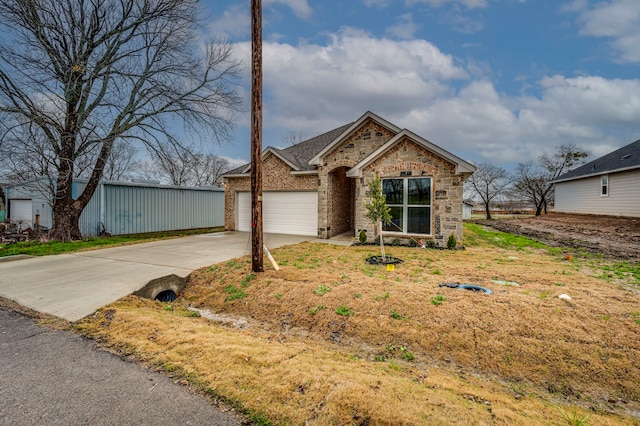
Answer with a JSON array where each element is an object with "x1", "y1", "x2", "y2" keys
[{"x1": 200, "y1": 0, "x2": 640, "y2": 170}]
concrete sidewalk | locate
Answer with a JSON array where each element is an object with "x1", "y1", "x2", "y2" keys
[{"x1": 0, "y1": 232, "x2": 309, "y2": 322}]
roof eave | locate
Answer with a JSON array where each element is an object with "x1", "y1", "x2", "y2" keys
[
  {"x1": 291, "y1": 170, "x2": 318, "y2": 176},
  {"x1": 264, "y1": 147, "x2": 301, "y2": 171},
  {"x1": 551, "y1": 164, "x2": 640, "y2": 184}
]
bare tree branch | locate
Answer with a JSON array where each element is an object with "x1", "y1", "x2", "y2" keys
[{"x1": 0, "y1": 0, "x2": 242, "y2": 240}]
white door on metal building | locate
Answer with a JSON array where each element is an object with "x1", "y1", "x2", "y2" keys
[
  {"x1": 10, "y1": 199, "x2": 32, "y2": 227},
  {"x1": 236, "y1": 191, "x2": 318, "y2": 236}
]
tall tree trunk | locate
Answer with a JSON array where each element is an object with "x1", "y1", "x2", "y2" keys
[
  {"x1": 50, "y1": 176, "x2": 83, "y2": 241},
  {"x1": 535, "y1": 202, "x2": 544, "y2": 216},
  {"x1": 485, "y1": 202, "x2": 492, "y2": 220}
]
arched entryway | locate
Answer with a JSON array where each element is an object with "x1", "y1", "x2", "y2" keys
[{"x1": 328, "y1": 167, "x2": 355, "y2": 237}]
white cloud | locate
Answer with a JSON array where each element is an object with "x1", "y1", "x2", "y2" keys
[
  {"x1": 229, "y1": 29, "x2": 640, "y2": 167},
  {"x1": 264, "y1": 0, "x2": 313, "y2": 19},
  {"x1": 208, "y1": 4, "x2": 250, "y2": 39},
  {"x1": 208, "y1": 1, "x2": 312, "y2": 39},
  {"x1": 386, "y1": 13, "x2": 420, "y2": 39},
  {"x1": 406, "y1": 0, "x2": 488, "y2": 9},
  {"x1": 362, "y1": 0, "x2": 392, "y2": 8},
  {"x1": 439, "y1": 7, "x2": 484, "y2": 34},
  {"x1": 573, "y1": 0, "x2": 640, "y2": 63}
]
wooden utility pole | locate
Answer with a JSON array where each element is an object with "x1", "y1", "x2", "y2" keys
[{"x1": 251, "y1": 0, "x2": 264, "y2": 272}]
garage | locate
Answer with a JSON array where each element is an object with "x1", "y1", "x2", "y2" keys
[
  {"x1": 9, "y1": 199, "x2": 32, "y2": 227},
  {"x1": 236, "y1": 191, "x2": 318, "y2": 236}
]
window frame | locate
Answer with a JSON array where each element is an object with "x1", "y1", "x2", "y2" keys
[
  {"x1": 382, "y1": 176, "x2": 432, "y2": 236},
  {"x1": 601, "y1": 175, "x2": 609, "y2": 197}
]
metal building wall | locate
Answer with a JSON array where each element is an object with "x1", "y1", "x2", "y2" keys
[
  {"x1": 7, "y1": 179, "x2": 224, "y2": 236},
  {"x1": 100, "y1": 182, "x2": 224, "y2": 236}
]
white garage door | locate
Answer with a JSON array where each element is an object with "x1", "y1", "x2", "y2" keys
[
  {"x1": 236, "y1": 191, "x2": 318, "y2": 236},
  {"x1": 10, "y1": 199, "x2": 32, "y2": 227}
]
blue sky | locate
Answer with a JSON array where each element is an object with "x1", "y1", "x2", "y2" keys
[{"x1": 200, "y1": 0, "x2": 640, "y2": 170}]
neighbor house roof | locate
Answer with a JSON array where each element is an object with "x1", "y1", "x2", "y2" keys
[{"x1": 552, "y1": 139, "x2": 640, "y2": 184}]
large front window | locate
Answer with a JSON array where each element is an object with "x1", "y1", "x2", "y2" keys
[{"x1": 382, "y1": 177, "x2": 431, "y2": 234}]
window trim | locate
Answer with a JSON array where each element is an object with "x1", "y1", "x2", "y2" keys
[
  {"x1": 382, "y1": 176, "x2": 432, "y2": 236},
  {"x1": 601, "y1": 175, "x2": 609, "y2": 197}
]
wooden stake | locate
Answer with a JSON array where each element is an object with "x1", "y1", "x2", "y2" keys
[
  {"x1": 251, "y1": 0, "x2": 263, "y2": 273},
  {"x1": 263, "y1": 244, "x2": 280, "y2": 271}
]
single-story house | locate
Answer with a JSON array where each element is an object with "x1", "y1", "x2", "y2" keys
[
  {"x1": 222, "y1": 111, "x2": 476, "y2": 246},
  {"x1": 4, "y1": 179, "x2": 225, "y2": 236},
  {"x1": 551, "y1": 139, "x2": 640, "y2": 217}
]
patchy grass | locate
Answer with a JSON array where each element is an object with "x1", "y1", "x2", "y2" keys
[
  {"x1": 0, "y1": 227, "x2": 224, "y2": 257},
  {"x1": 77, "y1": 223, "x2": 640, "y2": 425}
]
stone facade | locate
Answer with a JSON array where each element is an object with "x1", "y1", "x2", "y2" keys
[{"x1": 224, "y1": 114, "x2": 472, "y2": 247}]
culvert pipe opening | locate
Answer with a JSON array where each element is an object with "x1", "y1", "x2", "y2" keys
[{"x1": 155, "y1": 290, "x2": 177, "y2": 302}]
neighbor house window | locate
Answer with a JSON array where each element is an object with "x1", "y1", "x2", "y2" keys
[
  {"x1": 601, "y1": 175, "x2": 609, "y2": 196},
  {"x1": 382, "y1": 177, "x2": 431, "y2": 235}
]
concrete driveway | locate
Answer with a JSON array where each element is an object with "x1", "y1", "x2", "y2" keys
[{"x1": 0, "y1": 232, "x2": 309, "y2": 322}]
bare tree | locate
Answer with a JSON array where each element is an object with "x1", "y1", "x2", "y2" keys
[
  {"x1": 513, "y1": 145, "x2": 589, "y2": 216},
  {"x1": 147, "y1": 143, "x2": 194, "y2": 186},
  {"x1": 466, "y1": 163, "x2": 510, "y2": 219},
  {"x1": 282, "y1": 130, "x2": 306, "y2": 146},
  {"x1": 0, "y1": 0, "x2": 242, "y2": 240},
  {"x1": 190, "y1": 154, "x2": 231, "y2": 187},
  {"x1": 147, "y1": 145, "x2": 231, "y2": 187}
]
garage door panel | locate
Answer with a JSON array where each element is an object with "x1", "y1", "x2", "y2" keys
[
  {"x1": 10, "y1": 199, "x2": 32, "y2": 227},
  {"x1": 236, "y1": 191, "x2": 317, "y2": 236}
]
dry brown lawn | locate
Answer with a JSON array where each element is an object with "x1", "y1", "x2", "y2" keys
[{"x1": 77, "y1": 224, "x2": 640, "y2": 425}]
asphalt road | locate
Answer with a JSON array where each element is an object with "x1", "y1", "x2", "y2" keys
[{"x1": 0, "y1": 306, "x2": 243, "y2": 426}]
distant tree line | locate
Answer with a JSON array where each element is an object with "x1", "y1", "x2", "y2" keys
[{"x1": 466, "y1": 144, "x2": 590, "y2": 219}]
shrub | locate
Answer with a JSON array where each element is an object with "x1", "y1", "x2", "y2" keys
[
  {"x1": 447, "y1": 233, "x2": 457, "y2": 250},
  {"x1": 358, "y1": 229, "x2": 367, "y2": 244}
]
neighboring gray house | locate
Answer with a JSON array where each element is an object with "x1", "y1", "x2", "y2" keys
[
  {"x1": 551, "y1": 139, "x2": 640, "y2": 218},
  {"x1": 4, "y1": 179, "x2": 225, "y2": 236}
]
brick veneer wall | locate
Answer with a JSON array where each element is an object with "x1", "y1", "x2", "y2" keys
[
  {"x1": 317, "y1": 119, "x2": 396, "y2": 237},
  {"x1": 225, "y1": 119, "x2": 469, "y2": 246},
  {"x1": 329, "y1": 167, "x2": 354, "y2": 236},
  {"x1": 223, "y1": 154, "x2": 317, "y2": 231},
  {"x1": 318, "y1": 126, "x2": 465, "y2": 245},
  {"x1": 357, "y1": 138, "x2": 464, "y2": 246}
]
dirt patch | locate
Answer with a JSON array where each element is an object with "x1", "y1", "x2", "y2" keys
[{"x1": 476, "y1": 213, "x2": 640, "y2": 261}]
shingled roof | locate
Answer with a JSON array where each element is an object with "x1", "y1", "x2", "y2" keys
[
  {"x1": 553, "y1": 139, "x2": 640, "y2": 183},
  {"x1": 224, "y1": 122, "x2": 354, "y2": 175}
]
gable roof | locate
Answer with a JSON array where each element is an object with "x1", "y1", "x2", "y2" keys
[
  {"x1": 308, "y1": 111, "x2": 401, "y2": 166},
  {"x1": 346, "y1": 129, "x2": 476, "y2": 178},
  {"x1": 222, "y1": 111, "x2": 475, "y2": 178},
  {"x1": 222, "y1": 122, "x2": 353, "y2": 177},
  {"x1": 552, "y1": 139, "x2": 640, "y2": 183}
]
